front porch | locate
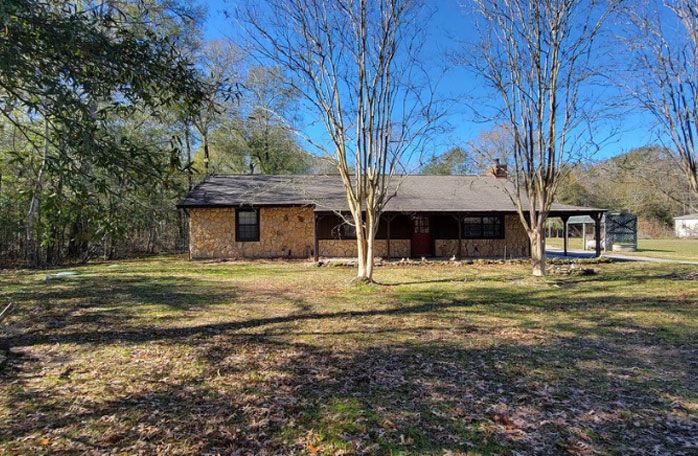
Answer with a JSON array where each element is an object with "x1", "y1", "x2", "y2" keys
[
  {"x1": 313, "y1": 209, "x2": 607, "y2": 261},
  {"x1": 313, "y1": 211, "x2": 529, "y2": 261}
]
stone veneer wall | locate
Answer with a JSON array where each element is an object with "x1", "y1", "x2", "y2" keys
[
  {"x1": 434, "y1": 214, "x2": 529, "y2": 258},
  {"x1": 189, "y1": 208, "x2": 236, "y2": 259},
  {"x1": 189, "y1": 206, "x2": 315, "y2": 259},
  {"x1": 189, "y1": 209, "x2": 529, "y2": 260},
  {"x1": 318, "y1": 239, "x2": 411, "y2": 258}
]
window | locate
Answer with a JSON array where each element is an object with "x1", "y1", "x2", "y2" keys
[
  {"x1": 482, "y1": 216, "x2": 502, "y2": 238},
  {"x1": 462, "y1": 217, "x2": 482, "y2": 238},
  {"x1": 413, "y1": 215, "x2": 430, "y2": 234},
  {"x1": 328, "y1": 221, "x2": 356, "y2": 239},
  {"x1": 236, "y1": 209, "x2": 259, "y2": 242},
  {"x1": 342, "y1": 222, "x2": 357, "y2": 239},
  {"x1": 462, "y1": 215, "x2": 504, "y2": 239}
]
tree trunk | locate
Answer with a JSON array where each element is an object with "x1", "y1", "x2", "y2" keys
[
  {"x1": 354, "y1": 212, "x2": 368, "y2": 281},
  {"x1": 178, "y1": 209, "x2": 188, "y2": 252},
  {"x1": 203, "y1": 132, "x2": 210, "y2": 175},
  {"x1": 365, "y1": 231, "x2": 375, "y2": 280},
  {"x1": 185, "y1": 123, "x2": 193, "y2": 191},
  {"x1": 351, "y1": 208, "x2": 379, "y2": 283},
  {"x1": 351, "y1": 206, "x2": 378, "y2": 283},
  {"x1": 530, "y1": 225, "x2": 546, "y2": 276},
  {"x1": 26, "y1": 117, "x2": 49, "y2": 267}
]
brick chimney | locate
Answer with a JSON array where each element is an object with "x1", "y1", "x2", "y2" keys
[{"x1": 487, "y1": 159, "x2": 508, "y2": 178}]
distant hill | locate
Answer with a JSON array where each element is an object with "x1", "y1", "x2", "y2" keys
[{"x1": 557, "y1": 146, "x2": 696, "y2": 236}]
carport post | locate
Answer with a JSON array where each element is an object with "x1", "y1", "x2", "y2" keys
[
  {"x1": 593, "y1": 212, "x2": 603, "y2": 257},
  {"x1": 561, "y1": 215, "x2": 570, "y2": 256}
]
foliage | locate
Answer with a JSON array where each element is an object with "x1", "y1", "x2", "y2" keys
[
  {"x1": 0, "y1": 0, "x2": 207, "y2": 265},
  {"x1": 420, "y1": 147, "x2": 471, "y2": 175},
  {"x1": 0, "y1": 0, "x2": 206, "y2": 157},
  {"x1": 186, "y1": 61, "x2": 314, "y2": 176},
  {"x1": 420, "y1": 126, "x2": 516, "y2": 176}
]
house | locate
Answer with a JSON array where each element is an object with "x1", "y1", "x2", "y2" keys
[
  {"x1": 177, "y1": 170, "x2": 604, "y2": 260},
  {"x1": 674, "y1": 213, "x2": 698, "y2": 238}
]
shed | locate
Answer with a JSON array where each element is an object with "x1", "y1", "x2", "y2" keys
[{"x1": 674, "y1": 213, "x2": 698, "y2": 238}]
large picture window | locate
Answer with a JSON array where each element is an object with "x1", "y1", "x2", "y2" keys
[
  {"x1": 236, "y1": 209, "x2": 259, "y2": 242},
  {"x1": 462, "y1": 215, "x2": 504, "y2": 239}
]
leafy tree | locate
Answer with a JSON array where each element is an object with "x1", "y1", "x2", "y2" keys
[
  {"x1": 0, "y1": 0, "x2": 206, "y2": 151},
  {"x1": 0, "y1": 0, "x2": 207, "y2": 266},
  {"x1": 192, "y1": 39, "x2": 242, "y2": 175},
  {"x1": 421, "y1": 147, "x2": 470, "y2": 175},
  {"x1": 199, "y1": 113, "x2": 312, "y2": 175}
]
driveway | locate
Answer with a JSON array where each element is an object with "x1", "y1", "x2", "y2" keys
[{"x1": 547, "y1": 247, "x2": 698, "y2": 265}]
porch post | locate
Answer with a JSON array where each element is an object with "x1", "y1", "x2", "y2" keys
[
  {"x1": 593, "y1": 212, "x2": 602, "y2": 257},
  {"x1": 561, "y1": 215, "x2": 570, "y2": 256},
  {"x1": 386, "y1": 214, "x2": 392, "y2": 260},
  {"x1": 314, "y1": 212, "x2": 320, "y2": 262},
  {"x1": 457, "y1": 214, "x2": 462, "y2": 259},
  {"x1": 582, "y1": 222, "x2": 587, "y2": 251}
]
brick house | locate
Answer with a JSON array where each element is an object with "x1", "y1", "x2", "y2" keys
[{"x1": 177, "y1": 171, "x2": 604, "y2": 260}]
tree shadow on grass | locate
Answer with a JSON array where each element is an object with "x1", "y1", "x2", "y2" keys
[
  {"x1": 3, "y1": 278, "x2": 696, "y2": 349},
  {"x1": 2, "y1": 330, "x2": 696, "y2": 455},
  {"x1": 1, "y1": 269, "x2": 697, "y2": 454},
  {"x1": 0, "y1": 275, "x2": 244, "y2": 342},
  {"x1": 5, "y1": 274, "x2": 241, "y2": 310},
  {"x1": 374, "y1": 277, "x2": 469, "y2": 287}
]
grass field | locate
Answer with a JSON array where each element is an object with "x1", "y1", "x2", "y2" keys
[
  {"x1": 1, "y1": 257, "x2": 697, "y2": 455},
  {"x1": 547, "y1": 237, "x2": 698, "y2": 261}
]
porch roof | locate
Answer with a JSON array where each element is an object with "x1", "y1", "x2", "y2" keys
[{"x1": 178, "y1": 174, "x2": 603, "y2": 215}]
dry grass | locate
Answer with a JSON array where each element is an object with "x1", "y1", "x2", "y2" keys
[{"x1": 1, "y1": 256, "x2": 697, "y2": 455}]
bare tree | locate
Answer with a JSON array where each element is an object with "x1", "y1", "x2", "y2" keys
[
  {"x1": 465, "y1": 0, "x2": 617, "y2": 276},
  {"x1": 193, "y1": 40, "x2": 241, "y2": 175},
  {"x1": 241, "y1": 0, "x2": 440, "y2": 282},
  {"x1": 625, "y1": 1, "x2": 697, "y2": 198},
  {"x1": 468, "y1": 124, "x2": 515, "y2": 173}
]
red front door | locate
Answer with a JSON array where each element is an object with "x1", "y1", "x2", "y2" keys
[{"x1": 412, "y1": 215, "x2": 432, "y2": 256}]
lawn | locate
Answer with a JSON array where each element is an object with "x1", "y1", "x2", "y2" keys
[
  {"x1": 1, "y1": 256, "x2": 697, "y2": 455},
  {"x1": 547, "y1": 237, "x2": 698, "y2": 261}
]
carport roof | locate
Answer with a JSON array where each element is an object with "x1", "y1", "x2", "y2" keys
[{"x1": 674, "y1": 213, "x2": 698, "y2": 220}]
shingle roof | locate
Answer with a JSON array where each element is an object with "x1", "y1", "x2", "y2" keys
[
  {"x1": 177, "y1": 174, "x2": 602, "y2": 214},
  {"x1": 674, "y1": 213, "x2": 698, "y2": 220}
]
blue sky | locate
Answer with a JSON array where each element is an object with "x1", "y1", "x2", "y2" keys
[{"x1": 200, "y1": 0, "x2": 657, "y2": 164}]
